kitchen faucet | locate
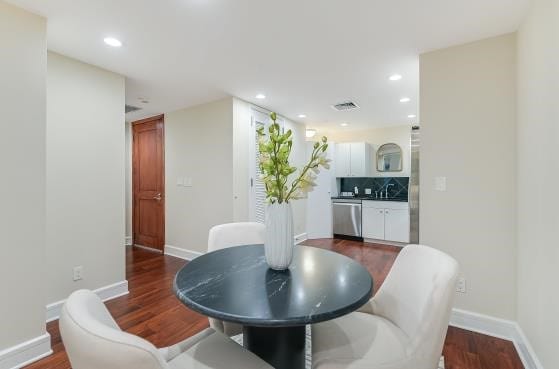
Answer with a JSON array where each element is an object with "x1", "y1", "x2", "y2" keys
[{"x1": 382, "y1": 183, "x2": 395, "y2": 199}]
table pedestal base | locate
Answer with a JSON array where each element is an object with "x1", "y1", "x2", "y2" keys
[{"x1": 243, "y1": 325, "x2": 306, "y2": 369}]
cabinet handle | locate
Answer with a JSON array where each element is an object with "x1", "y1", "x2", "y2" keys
[
  {"x1": 385, "y1": 210, "x2": 389, "y2": 214},
  {"x1": 379, "y1": 210, "x2": 383, "y2": 214}
]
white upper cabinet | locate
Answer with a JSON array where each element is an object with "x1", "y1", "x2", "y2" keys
[
  {"x1": 335, "y1": 143, "x2": 351, "y2": 177},
  {"x1": 334, "y1": 142, "x2": 371, "y2": 177}
]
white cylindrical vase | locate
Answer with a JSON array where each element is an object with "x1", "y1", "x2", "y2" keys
[{"x1": 265, "y1": 202, "x2": 294, "y2": 270}]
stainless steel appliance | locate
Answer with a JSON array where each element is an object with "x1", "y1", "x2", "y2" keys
[
  {"x1": 332, "y1": 199, "x2": 362, "y2": 237},
  {"x1": 409, "y1": 126, "x2": 420, "y2": 243}
]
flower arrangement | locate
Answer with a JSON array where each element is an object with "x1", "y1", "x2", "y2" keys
[{"x1": 257, "y1": 112, "x2": 330, "y2": 204}]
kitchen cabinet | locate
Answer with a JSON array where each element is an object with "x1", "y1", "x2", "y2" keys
[
  {"x1": 362, "y1": 206, "x2": 385, "y2": 239},
  {"x1": 335, "y1": 143, "x2": 351, "y2": 178},
  {"x1": 362, "y1": 201, "x2": 409, "y2": 243},
  {"x1": 334, "y1": 142, "x2": 371, "y2": 177},
  {"x1": 384, "y1": 208, "x2": 410, "y2": 243}
]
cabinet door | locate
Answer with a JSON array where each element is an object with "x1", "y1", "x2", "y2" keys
[
  {"x1": 384, "y1": 208, "x2": 410, "y2": 243},
  {"x1": 335, "y1": 143, "x2": 351, "y2": 177},
  {"x1": 362, "y1": 207, "x2": 385, "y2": 240},
  {"x1": 350, "y1": 143, "x2": 366, "y2": 177}
]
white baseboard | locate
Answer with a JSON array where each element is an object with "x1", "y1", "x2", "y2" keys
[
  {"x1": 165, "y1": 236, "x2": 309, "y2": 261},
  {"x1": 363, "y1": 238, "x2": 406, "y2": 247},
  {"x1": 450, "y1": 308, "x2": 543, "y2": 369},
  {"x1": 125, "y1": 236, "x2": 132, "y2": 246},
  {"x1": 0, "y1": 333, "x2": 52, "y2": 369},
  {"x1": 294, "y1": 233, "x2": 308, "y2": 245},
  {"x1": 46, "y1": 280, "x2": 129, "y2": 323},
  {"x1": 164, "y1": 245, "x2": 204, "y2": 261}
]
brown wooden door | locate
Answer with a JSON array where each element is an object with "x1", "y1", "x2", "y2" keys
[{"x1": 132, "y1": 115, "x2": 165, "y2": 251}]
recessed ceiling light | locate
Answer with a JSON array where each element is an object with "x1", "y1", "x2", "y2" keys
[
  {"x1": 306, "y1": 129, "x2": 317, "y2": 138},
  {"x1": 340, "y1": 123, "x2": 349, "y2": 127},
  {"x1": 255, "y1": 94, "x2": 266, "y2": 99},
  {"x1": 103, "y1": 37, "x2": 122, "y2": 47},
  {"x1": 400, "y1": 97, "x2": 411, "y2": 103},
  {"x1": 408, "y1": 114, "x2": 417, "y2": 118},
  {"x1": 298, "y1": 114, "x2": 307, "y2": 118},
  {"x1": 389, "y1": 74, "x2": 402, "y2": 81}
]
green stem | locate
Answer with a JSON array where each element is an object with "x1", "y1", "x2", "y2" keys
[{"x1": 285, "y1": 146, "x2": 320, "y2": 201}]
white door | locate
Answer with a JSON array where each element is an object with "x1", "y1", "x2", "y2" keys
[
  {"x1": 249, "y1": 109, "x2": 271, "y2": 223},
  {"x1": 384, "y1": 208, "x2": 410, "y2": 243},
  {"x1": 350, "y1": 143, "x2": 365, "y2": 177},
  {"x1": 362, "y1": 206, "x2": 385, "y2": 239},
  {"x1": 306, "y1": 143, "x2": 334, "y2": 239},
  {"x1": 335, "y1": 143, "x2": 351, "y2": 177}
]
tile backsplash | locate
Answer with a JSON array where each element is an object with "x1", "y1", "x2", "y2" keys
[{"x1": 340, "y1": 177, "x2": 409, "y2": 200}]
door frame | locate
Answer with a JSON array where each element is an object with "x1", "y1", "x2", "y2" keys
[{"x1": 132, "y1": 114, "x2": 165, "y2": 251}]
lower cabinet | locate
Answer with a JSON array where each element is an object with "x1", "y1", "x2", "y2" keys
[
  {"x1": 362, "y1": 201, "x2": 410, "y2": 243},
  {"x1": 362, "y1": 207, "x2": 385, "y2": 240}
]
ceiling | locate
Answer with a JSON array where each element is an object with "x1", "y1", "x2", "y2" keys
[{"x1": 9, "y1": 0, "x2": 530, "y2": 129}]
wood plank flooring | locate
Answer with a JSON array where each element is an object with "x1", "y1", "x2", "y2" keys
[{"x1": 26, "y1": 239, "x2": 524, "y2": 369}]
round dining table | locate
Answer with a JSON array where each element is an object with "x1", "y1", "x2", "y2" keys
[{"x1": 173, "y1": 244, "x2": 373, "y2": 369}]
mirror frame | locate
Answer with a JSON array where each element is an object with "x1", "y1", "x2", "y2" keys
[{"x1": 376, "y1": 143, "x2": 403, "y2": 172}]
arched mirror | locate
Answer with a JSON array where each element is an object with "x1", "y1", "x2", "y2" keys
[{"x1": 376, "y1": 143, "x2": 403, "y2": 172}]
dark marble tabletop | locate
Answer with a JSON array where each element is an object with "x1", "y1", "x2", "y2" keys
[{"x1": 174, "y1": 245, "x2": 373, "y2": 327}]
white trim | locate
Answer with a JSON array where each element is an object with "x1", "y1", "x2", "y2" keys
[
  {"x1": 133, "y1": 244, "x2": 163, "y2": 253},
  {"x1": 450, "y1": 308, "x2": 543, "y2": 369},
  {"x1": 0, "y1": 333, "x2": 52, "y2": 369},
  {"x1": 125, "y1": 236, "x2": 133, "y2": 246},
  {"x1": 164, "y1": 245, "x2": 204, "y2": 261},
  {"x1": 363, "y1": 238, "x2": 406, "y2": 247},
  {"x1": 294, "y1": 233, "x2": 308, "y2": 245},
  {"x1": 46, "y1": 280, "x2": 129, "y2": 323}
]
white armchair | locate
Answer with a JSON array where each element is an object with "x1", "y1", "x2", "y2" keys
[
  {"x1": 59, "y1": 289, "x2": 271, "y2": 369},
  {"x1": 206, "y1": 222, "x2": 266, "y2": 336},
  {"x1": 312, "y1": 244, "x2": 459, "y2": 369}
]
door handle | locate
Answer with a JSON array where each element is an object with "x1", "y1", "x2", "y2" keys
[{"x1": 153, "y1": 193, "x2": 162, "y2": 201}]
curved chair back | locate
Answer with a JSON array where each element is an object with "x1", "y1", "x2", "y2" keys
[
  {"x1": 207, "y1": 222, "x2": 265, "y2": 336},
  {"x1": 370, "y1": 245, "x2": 459, "y2": 367},
  {"x1": 60, "y1": 290, "x2": 168, "y2": 369},
  {"x1": 208, "y1": 222, "x2": 266, "y2": 252}
]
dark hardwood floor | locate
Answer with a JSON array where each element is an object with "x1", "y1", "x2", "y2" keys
[{"x1": 26, "y1": 239, "x2": 524, "y2": 369}]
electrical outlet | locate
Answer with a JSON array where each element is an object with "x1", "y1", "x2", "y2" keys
[
  {"x1": 73, "y1": 266, "x2": 84, "y2": 281},
  {"x1": 456, "y1": 277, "x2": 466, "y2": 293},
  {"x1": 365, "y1": 188, "x2": 372, "y2": 195}
]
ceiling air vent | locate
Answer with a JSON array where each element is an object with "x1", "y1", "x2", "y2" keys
[
  {"x1": 331, "y1": 101, "x2": 360, "y2": 111},
  {"x1": 125, "y1": 104, "x2": 142, "y2": 114}
]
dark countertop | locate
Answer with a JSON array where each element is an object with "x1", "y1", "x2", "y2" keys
[
  {"x1": 332, "y1": 196, "x2": 409, "y2": 202},
  {"x1": 174, "y1": 244, "x2": 373, "y2": 327}
]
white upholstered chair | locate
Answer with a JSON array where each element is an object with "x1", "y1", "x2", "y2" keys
[
  {"x1": 206, "y1": 222, "x2": 266, "y2": 336},
  {"x1": 59, "y1": 290, "x2": 272, "y2": 369},
  {"x1": 312, "y1": 244, "x2": 459, "y2": 369}
]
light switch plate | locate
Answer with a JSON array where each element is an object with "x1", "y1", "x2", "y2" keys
[
  {"x1": 183, "y1": 177, "x2": 193, "y2": 187},
  {"x1": 365, "y1": 188, "x2": 372, "y2": 195},
  {"x1": 176, "y1": 178, "x2": 183, "y2": 186},
  {"x1": 435, "y1": 176, "x2": 447, "y2": 191}
]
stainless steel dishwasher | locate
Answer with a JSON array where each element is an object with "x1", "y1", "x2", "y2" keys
[{"x1": 332, "y1": 199, "x2": 362, "y2": 237}]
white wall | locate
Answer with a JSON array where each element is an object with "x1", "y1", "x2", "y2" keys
[
  {"x1": 232, "y1": 98, "x2": 251, "y2": 221},
  {"x1": 419, "y1": 34, "x2": 517, "y2": 320},
  {"x1": 165, "y1": 98, "x2": 234, "y2": 254},
  {"x1": 164, "y1": 97, "x2": 308, "y2": 254},
  {"x1": 46, "y1": 52, "x2": 126, "y2": 303},
  {"x1": 0, "y1": 1, "x2": 47, "y2": 351},
  {"x1": 309, "y1": 125, "x2": 411, "y2": 177},
  {"x1": 516, "y1": 0, "x2": 559, "y2": 367}
]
